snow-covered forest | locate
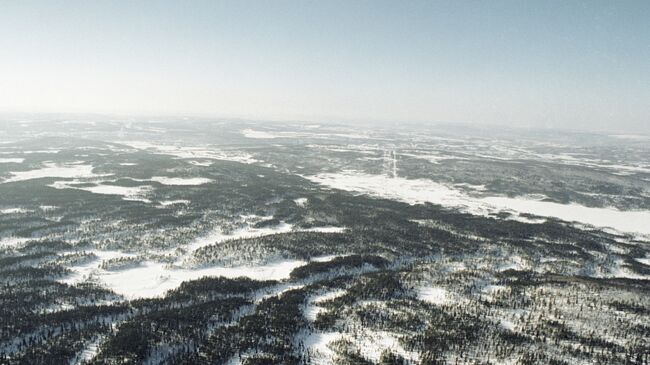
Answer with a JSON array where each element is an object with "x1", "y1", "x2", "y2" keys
[{"x1": 1, "y1": 119, "x2": 649, "y2": 365}]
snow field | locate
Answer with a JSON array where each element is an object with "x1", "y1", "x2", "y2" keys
[
  {"x1": 307, "y1": 171, "x2": 650, "y2": 235},
  {"x1": 2, "y1": 162, "x2": 109, "y2": 183}
]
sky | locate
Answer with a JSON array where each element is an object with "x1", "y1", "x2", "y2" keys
[{"x1": 0, "y1": 0, "x2": 648, "y2": 132}]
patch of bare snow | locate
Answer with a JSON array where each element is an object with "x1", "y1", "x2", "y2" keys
[
  {"x1": 301, "y1": 226, "x2": 347, "y2": 233},
  {"x1": 100, "y1": 259, "x2": 307, "y2": 299},
  {"x1": 60, "y1": 250, "x2": 137, "y2": 285},
  {"x1": 310, "y1": 255, "x2": 345, "y2": 263},
  {"x1": 497, "y1": 255, "x2": 529, "y2": 271},
  {"x1": 50, "y1": 181, "x2": 153, "y2": 203},
  {"x1": 480, "y1": 285, "x2": 508, "y2": 303},
  {"x1": 158, "y1": 200, "x2": 190, "y2": 206},
  {"x1": 540, "y1": 257, "x2": 559, "y2": 263},
  {"x1": 294, "y1": 197, "x2": 308, "y2": 207},
  {"x1": 636, "y1": 257, "x2": 650, "y2": 266},
  {"x1": 255, "y1": 283, "x2": 307, "y2": 303},
  {"x1": 303, "y1": 289, "x2": 347, "y2": 322},
  {"x1": 610, "y1": 134, "x2": 650, "y2": 141},
  {"x1": 444, "y1": 261, "x2": 467, "y2": 273},
  {"x1": 310, "y1": 145, "x2": 378, "y2": 155},
  {"x1": 188, "y1": 160, "x2": 212, "y2": 166},
  {"x1": 180, "y1": 219, "x2": 345, "y2": 258},
  {"x1": 242, "y1": 129, "x2": 280, "y2": 139},
  {"x1": 150, "y1": 176, "x2": 213, "y2": 185},
  {"x1": 61, "y1": 249, "x2": 308, "y2": 299},
  {"x1": 402, "y1": 151, "x2": 466, "y2": 165},
  {"x1": 119, "y1": 140, "x2": 258, "y2": 164},
  {"x1": 3, "y1": 162, "x2": 109, "y2": 183},
  {"x1": 70, "y1": 335, "x2": 104, "y2": 365},
  {"x1": 482, "y1": 284, "x2": 507, "y2": 295},
  {"x1": 299, "y1": 331, "x2": 342, "y2": 364},
  {"x1": 307, "y1": 171, "x2": 650, "y2": 235},
  {"x1": 418, "y1": 286, "x2": 450, "y2": 305},
  {"x1": 180, "y1": 221, "x2": 294, "y2": 258},
  {"x1": 306, "y1": 171, "x2": 486, "y2": 214},
  {"x1": 0, "y1": 207, "x2": 32, "y2": 214},
  {"x1": 0, "y1": 236, "x2": 30, "y2": 248},
  {"x1": 454, "y1": 182, "x2": 487, "y2": 191},
  {"x1": 22, "y1": 149, "x2": 60, "y2": 154},
  {"x1": 500, "y1": 319, "x2": 516, "y2": 331},
  {"x1": 604, "y1": 259, "x2": 650, "y2": 280},
  {"x1": 482, "y1": 197, "x2": 650, "y2": 236},
  {"x1": 0, "y1": 158, "x2": 24, "y2": 163},
  {"x1": 352, "y1": 329, "x2": 420, "y2": 363}
]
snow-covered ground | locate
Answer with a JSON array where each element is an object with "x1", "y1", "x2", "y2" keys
[
  {"x1": 2, "y1": 162, "x2": 108, "y2": 183},
  {"x1": 482, "y1": 196, "x2": 650, "y2": 236},
  {"x1": 69, "y1": 335, "x2": 104, "y2": 365},
  {"x1": 99, "y1": 260, "x2": 306, "y2": 299},
  {"x1": 58, "y1": 219, "x2": 350, "y2": 299},
  {"x1": 347, "y1": 329, "x2": 420, "y2": 364},
  {"x1": 188, "y1": 160, "x2": 213, "y2": 167},
  {"x1": 158, "y1": 199, "x2": 190, "y2": 206},
  {"x1": 119, "y1": 141, "x2": 258, "y2": 164},
  {"x1": 0, "y1": 158, "x2": 25, "y2": 163},
  {"x1": 50, "y1": 174, "x2": 210, "y2": 202},
  {"x1": 636, "y1": 257, "x2": 650, "y2": 266},
  {"x1": 50, "y1": 181, "x2": 153, "y2": 203},
  {"x1": 178, "y1": 219, "x2": 294, "y2": 259},
  {"x1": 481, "y1": 284, "x2": 508, "y2": 302},
  {"x1": 417, "y1": 286, "x2": 450, "y2": 305},
  {"x1": 303, "y1": 289, "x2": 347, "y2": 322},
  {"x1": 303, "y1": 226, "x2": 347, "y2": 233},
  {"x1": 602, "y1": 259, "x2": 650, "y2": 280},
  {"x1": 59, "y1": 250, "x2": 137, "y2": 285},
  {"x1": 401, "y1": 152, "x2": 464, "y2": 165},
  {"x1": 306, "y1": 171, "x2": 650, "y2": 236},
  {"x1": 0, "y1": 236, "x2": 30, "y2": 248},
  {"x1": 242, "y1": 129, "x2": 378, "y2": 141},
  {"x1": 150, "y1": 176, "x2": 213, "y2": 185},
  {"x1": 294, "y1": 197, "x2": 308, "y2": 207},
  {"x1": 299, "y1": 331, "x2": 341, "y2": 364},
  {"x1": 306, "y1": 171, "x2": 484, "y2": 213},
  {"x1": 60, "y1": 249, "x2": 308, "y2": 299},
  {"x1": 496, "y1": 255, "x2": 529, "y2": 272},
  {"x1": 298, "y1": 287, "x2": 422, "y2": 364},
  {"x1": 297, "y1": 288, "x2": 347, "y2": 363},
  {"x1": 242, "y1": 129, "x2": 281, "y2": 139},
  {"x1": 298, "y1": 326, "x2": 419, "y2": 364},
  {"x1": 178, "y1": 219, "x2": 346, "y2": 264},
  {"x1": 0, "y1": 207, "x2": 32, "y2": 214}
]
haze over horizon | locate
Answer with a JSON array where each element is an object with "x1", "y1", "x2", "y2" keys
[{"x1": 1, "y1": 0, "x2": 648, "y2": 133}]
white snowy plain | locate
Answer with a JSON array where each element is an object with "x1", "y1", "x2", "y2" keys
[
  {"x1": 306, "y1": 171, "x2": 650, "y2": 236},
  {"x1": 0, "y1": 207, "x2": 32, "y2": 214},
  {"x1": 119, "y1": 140, "x2": 258, "y2": 164},
  {"x1": 100, "y1": 260, "x2": 306, "y2": 299},
  {"x1": 150, "y1": 176, "x2": 213, "y2": 185},
  {"x1": 0, "y1": 236, "x2": 30, "y2": 248},
  {"x1": 50, "y1": 181, "x2": 153, "y2": 203},
  {"x1": 61, "y1": 220, "x2": 348, "y2": 299},
  {"x1": 241, "y1": 129, "x2": 280, "y2": 139},
  {"x1": 0, "y1": 158, "x2": 25, "y2": 164},
  {"x1": 417, "y1": 286, "x2": 450, "y2": 305},
  {"x1": 2, "y1": 162, "x2": 109, "y2": 183},
  {"x1": 61, "y1": 249, "x2": 307, "y2": 299}
]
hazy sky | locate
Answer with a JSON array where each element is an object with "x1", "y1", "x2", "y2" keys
[{"x1": 1, "y1": 1, "x2": 648, "y2": 132}]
